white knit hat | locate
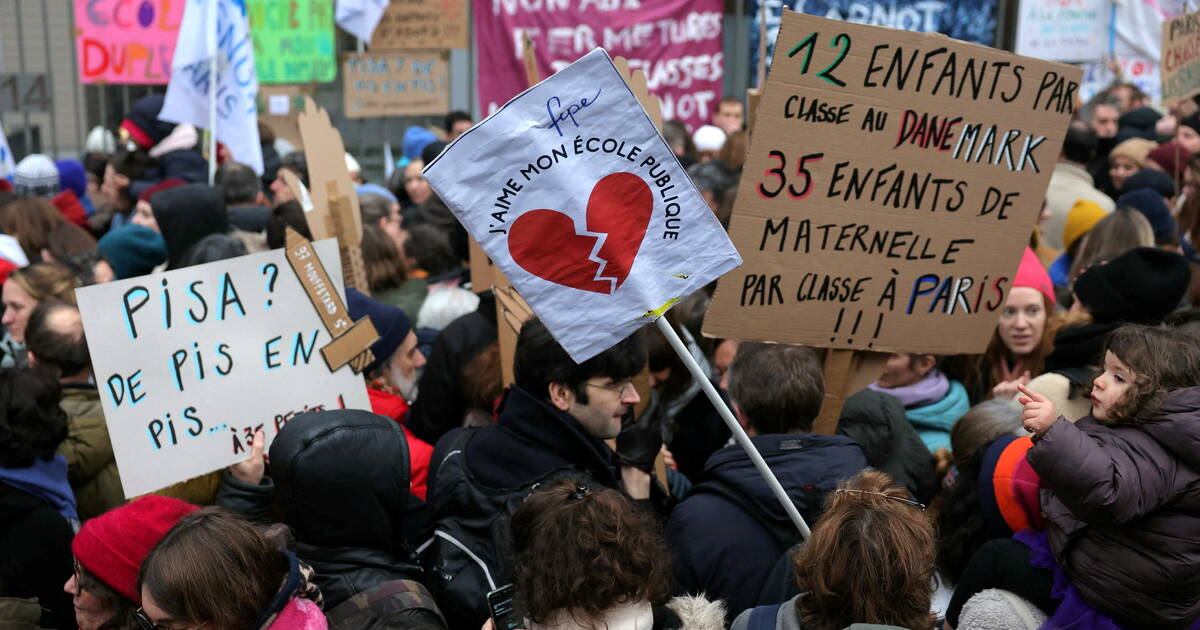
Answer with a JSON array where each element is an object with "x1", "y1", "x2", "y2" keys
[
  {"x1": 12, "y1": 154, "x2": 59, "y2": 197},
  {"x1": 692, "y1": 125, "x2": 726, "y2": 152},
  {"x1": 958, "y1": 589, "x2": 1047, "y2": 630},
  {"x1": 85, "y1": 125, "x2": 116, "y2": 154}
]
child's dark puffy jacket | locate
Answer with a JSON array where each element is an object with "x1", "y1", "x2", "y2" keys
[{"x1": 1028, "y1": 386, "x2": 1200, "y2": 629}]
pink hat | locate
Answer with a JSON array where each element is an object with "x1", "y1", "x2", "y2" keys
[{"x1": 1013, "y1": 247, "x2": 1056, "y2": 307}]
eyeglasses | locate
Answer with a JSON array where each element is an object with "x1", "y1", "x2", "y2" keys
[
  {"x1": 585, "y1": 379, "x2": 635, "y2": 397},
  {"x1": 133, "y1": 609, "x2": 207, "y2": 630},
  {"x1": 834, "y1": 489, "x2": 926, "y2": 511}
]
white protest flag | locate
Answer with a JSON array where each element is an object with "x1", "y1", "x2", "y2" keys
[
  {"x1": 0, "y1": 121, "x2": 14, "y2": 180},
  {"x1": 336, "y1": 0, "x2": 389, "y2": 44},
  {"x1": 160, "y1": 0, "x2": 264, "y2": 174},
  {"x1": 75, "y1": 240, "x2": 370, "y2": 497},
  {"x1": 425, "y1": 49, "x2": 741, "y2": 362}
]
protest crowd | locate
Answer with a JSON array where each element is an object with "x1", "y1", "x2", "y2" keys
[{"x1": 4, "y1": 2, "x2": 1200, "y2": 630}]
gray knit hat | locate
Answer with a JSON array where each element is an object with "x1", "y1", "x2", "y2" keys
[{"x1": 12, "y1": 154, "x2": 59, "y2": 197}]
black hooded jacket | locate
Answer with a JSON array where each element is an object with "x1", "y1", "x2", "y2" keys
[
  {"x1": 666, "y1": 433, "x2": 867, "y2": 617},
  {"x1": 429, "y1": 384, "x2": 621, "y2": 494},
  {"x1": 837, "y1": 389, "x2": 938, "y2": 504},
  {"x1": 0, "y1": 482, "x2": 74, "y2": 630},
  {"x1": 268, "y1": 410, "x2": 426, "y2": 609},
  {"x1": 150, "y1": 184, "x2": 229, "y2": 269}
]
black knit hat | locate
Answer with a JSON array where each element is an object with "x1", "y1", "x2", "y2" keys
[{"x1": 1074, "y1": 247, "x2": 1189, "y2": 325}]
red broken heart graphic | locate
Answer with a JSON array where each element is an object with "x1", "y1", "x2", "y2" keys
[{"x1": 508, "y1": 172, "x2": 653, "y2": 295}]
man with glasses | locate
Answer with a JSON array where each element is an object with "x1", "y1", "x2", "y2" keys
[
  {"x1": 422, "y1": 317, "x2": 654, "y2": 629},
  {"x1": 665, "y1": 342, "x2": 869, "y2": 619}
]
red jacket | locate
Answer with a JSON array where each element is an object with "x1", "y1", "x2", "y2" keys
[
  {"x1": 50, "y1": 190, "x2": 88, "y2": 228},
  {"x1": 368, "y1": 388, "x2": 432, "y2": 500}
]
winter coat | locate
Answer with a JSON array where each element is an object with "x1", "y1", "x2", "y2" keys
[
  {"x1": 149, "y1": 183, "x2": 229, "y2": 269},
  {"x1": 731, "y1": 595, "x2": 910, "y2": 630},
  {"x1": 527, "y1": 596, "x2": 726, "y2": 630},
  {"x1": 219, "y1": 410, "x2": 430, "y2": 612},
  {"x1": 128, "y1": 125, "x2": 208, "y2": 201},
  {"x1": 837, "y1": 390, "x2": 938, "y2": 504},
  {"x1": 375, "y1": 279, "x2": 428, "y2": 323},
  {"x1": 1027, "y1": 387, "x2": 1200, "y2": 629},
  {"x1": 367, "y1": 387, "x2": 433, "y2": 500},
  {"x1": 57, "y1": 384, "x2": 123, "y2": 520},
  {"x1": 324, "y1": 579, "x2": 446, "y2": 630},
  {"x1": 904, "y1": 381, "x2": 970, "y2": 453},
  {"x1": 1043, "y1": 163, "x2": 1114, "y2": 251},
  {"x1": 0, "y1": 481, "x2": 75, "y2": 630},
  {"x1": 666, "y1": 434, "x2": 868, "y2": 618},
  {"x1": 265, "y1": 598, "x2": 326, "y2": 630},
  {"x1": 0, "y1": 597, "x2": 53, "y2": 629},
  {"x1": 429, "y1": 384, "x2": 622, "y2": 494},
  {"x1": 407, "y1": 292, "x2": 497, "y2": 445}
]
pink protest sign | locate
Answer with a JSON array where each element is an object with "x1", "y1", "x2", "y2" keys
[
  {"x1": 473, "y1": 0, "x2": 724, "y2": 132},
  {"x1": 74, "y1": 0, "x2": 184, "y2": 84}
]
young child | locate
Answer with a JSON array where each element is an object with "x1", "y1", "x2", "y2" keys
[{"x1": 1015, "y1": 324, "x2": 1200, "y2": 629}]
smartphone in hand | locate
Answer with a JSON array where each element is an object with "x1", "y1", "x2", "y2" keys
[{"x1": 487, "y1": 584, "x2": 524, "y2": 630}]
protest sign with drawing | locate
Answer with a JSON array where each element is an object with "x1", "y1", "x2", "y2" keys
[
  {"x1": 705, "y1": 10, "x2": 1080, "y2": 358},
  {"x1": 76, "y1": 240, "x2": 371, "y2": 498},
  {"x1": 424, "y1": 48, "x2": 741, "y2": 363}
]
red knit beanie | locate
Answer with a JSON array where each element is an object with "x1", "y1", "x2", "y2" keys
[
  {"x1": 1012, "y1": 247, "x2": 1056, "y2": 307},
  {"x1": 71, "y1": 496, "x2": 198, "y2": 602}
]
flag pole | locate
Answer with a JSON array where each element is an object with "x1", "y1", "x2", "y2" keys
[
  {"x1": 654, "y1": 316, "x2": 811, "y2": 540},
  {"x1": 207, "y1": 0, "x2": 218, "y2": 185}
]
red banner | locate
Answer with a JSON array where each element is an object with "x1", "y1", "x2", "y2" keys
[{"x1": 473, "y1": 0, "x2": 724, "y2": 132}]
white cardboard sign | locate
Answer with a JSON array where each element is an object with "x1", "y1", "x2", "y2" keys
[
  {"x1": 76, "y1": 240, "x2": 370, "y2": 497},
  {"x1": 424, "y1": 48, "x2": 741, "y2": 362}
]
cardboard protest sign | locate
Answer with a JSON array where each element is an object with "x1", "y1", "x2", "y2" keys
[
  {"x1": 246, "y1": 0, "x2": 337, "y2": 84},
  {"x1": 1162, "y1": 10, "x2": 1200, "y2": 108},
  {"x1": 343, "y1": 52, "x2": 451, "y2": 118},
  {"x1": 371, "y1": 0, "x2": 470, "y2": 50},
  {"x1": 474, "y1": 0, "x2": 722, "y2": 131},
  {"x1": 76, "y1": 240, "x2": 370, "y2": 497},
  {"x1": 704, "y1": 11, "x2": 1079, "y2": 356},
  {"x1": 73, "y1": 0, "x2": 183, "y2": 84},
  {"x1": 425, "y1": 48, "x2": 741, "y2": 362},
  {"x1": 1016, "y1": 0, "x2": 1109, "y2": 62}
]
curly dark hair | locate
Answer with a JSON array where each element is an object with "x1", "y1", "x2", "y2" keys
[
  {"x1": 0, "y1": 367, "x2": 68, "y2": 468},
  {"x1": 794, "y1": 470, "x2": 935, "y2": 630},
  {"x1": 509, "y1": 478, "x2": 670, "y2": 630},
  {"x1": 1100, "y1": 325, "x2": 1200, "y2": 424}
]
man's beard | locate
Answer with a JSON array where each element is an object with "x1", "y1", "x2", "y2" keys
[{"x1": 389, "y1": 367, "x2": 422, "y2": 402}]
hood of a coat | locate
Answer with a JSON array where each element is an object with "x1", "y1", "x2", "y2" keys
[
  {"x1": 269, "y1": 409, "x2": 411, "y2": 554},
  {"x1": 1139, "y1": 386, "x2": 1200, "y2": 471},
  {"x1": 703, "y1": 433, "x2": 867, "y2": 525},
  {"x1": 150, "y1": 184, "x2": 228, "y2": 269}
]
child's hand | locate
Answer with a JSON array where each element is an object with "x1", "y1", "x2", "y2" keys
[
  {"x1": 1017, "y1": 384, "x2": 1058, "y2": 436},
  {"x1": 229, "y1": 429, "x2": 266, "y2": 484}
]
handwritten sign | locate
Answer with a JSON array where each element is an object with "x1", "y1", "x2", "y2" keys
[
  {"x1": 703, "y1": 11, "x2": 1079, "y2": 355},
  {"x1": 748, "y1": 0, "x2": 999, "y2": 84},
  {"x1": 1015, "y1": 0, "x2": 1108, "y2": 62},
  {"x1": 247, "y1": 0, "x2": 337, "y2": 84},
  {"x1": 1162, "y1": 9, "x2": 1200, "y2": 108},
  {"x1": 73, "y1": 0, "x2": 183, "y2": 84},
  {"x1": 76, "y1": 240, "x2": 370, "y2": 497},
  {"x1": 425, "y1": 48, "x2": 741, "y2": 362},
  {"x1": 371, "y1": 0, "x2": 470, "y2": 50},
  {"x1": 343, "y1": 51, "x2": 450, "y2": 118},
  {"x1": 474, "y1": 0, "x2": 723, "y2": 132}
]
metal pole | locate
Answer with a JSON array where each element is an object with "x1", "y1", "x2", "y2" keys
[
  {"x1": 208, "y1": 0, "x2": 218, "y2": 184},
  {"x1": 654, "y1": 316, "x2": 811, "y2": 540}
]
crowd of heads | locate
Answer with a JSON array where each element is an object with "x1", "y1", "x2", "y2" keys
[{"x1": 1, "y1": 83, "x2": 1200, "y2": 630}]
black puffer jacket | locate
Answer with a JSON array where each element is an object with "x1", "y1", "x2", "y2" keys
[
  {"x1": 1029, "y1": 387, "x2": 1200, "y2": 629},
  {"x1": 269, "y1": 410, "x2": 427, "y2": 610},
  {"x1": 837, "y1": 389, "x2": 938, "y2": 504}
]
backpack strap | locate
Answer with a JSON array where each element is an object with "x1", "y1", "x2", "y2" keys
[
  {"x1": 747, "y1": 602, "x2": 783, "y2": 630},
  {"x1": 691, "y1": 479, "x2": 800, "y2": 548}
]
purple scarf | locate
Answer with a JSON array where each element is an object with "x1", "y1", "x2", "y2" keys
[{"x1": 870, "y1": 369, "x2": 950, "y2": 408}]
